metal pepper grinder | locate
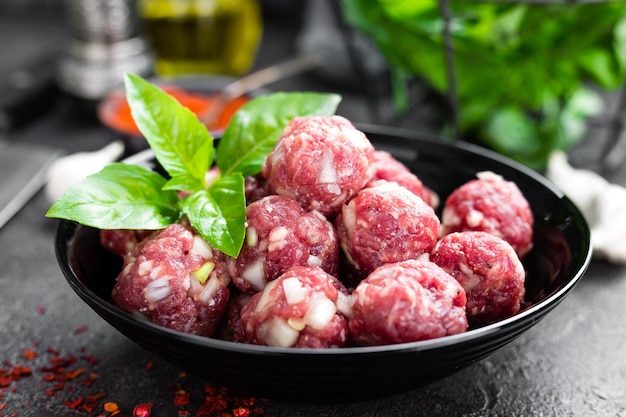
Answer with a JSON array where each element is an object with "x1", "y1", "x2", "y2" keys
[{"x1": 56, "y1": 0, "x2": 154, "y2": 102}]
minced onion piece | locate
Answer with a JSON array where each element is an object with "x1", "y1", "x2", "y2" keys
[
  {"x1": 264, "y1": 318, "x2": 300, "y2": 347},
  {"x1": 303, "y1": 293, "x2": 336, "y2": 330},
  {"x1": 318, "y1": 149, "x2": 337, "y2": 184},
  {"x1": 197, "y1": 275, "x2": 221, "y2": 304},
  {"x1": 143, "y1": 276, "x2": 171, "y2": 305},
  {"x1": 267, "y1": 226, "x2": 289, "y2": 252},
  {"x1": 137, "y1": 260, "x2": 154, "y2": 276},
  {"x1": 282, "y1": 277, "x2": 308, "y2": 305},
  {"x1": 254, "y1": 279, "x2": 279, "y2": 313},
  {"x1": 242, "y1": 259, "x2": 266, "y2": 291},
  {"x1": 335, "y1": 291, "x2": 353, "y2": 318},
  {"x1": 189, "y1": 235, "x2": 213, "y2": 259},
  {"x1": 306, "y1": 255, "x2": 323, "y2": 267}
]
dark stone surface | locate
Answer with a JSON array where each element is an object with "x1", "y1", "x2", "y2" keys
[{"x1": 2, "y1": 6, "x2": 626, "y2": 416}]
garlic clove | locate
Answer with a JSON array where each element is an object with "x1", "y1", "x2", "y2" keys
[{"x1": 44, "y1": 140, "x2": 125, "y2": 203}]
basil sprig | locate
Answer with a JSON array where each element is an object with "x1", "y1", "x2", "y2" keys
[{"x1": 46, "y1": 73, "x2": 341, "y2": 258}]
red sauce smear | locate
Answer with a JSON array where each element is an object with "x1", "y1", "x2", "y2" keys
[{"x1": 98, "y1": 84, "x2": 250, "y2": 137}]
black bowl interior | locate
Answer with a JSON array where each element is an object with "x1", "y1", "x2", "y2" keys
[{"x1": 56, "y1": 125, "x2": 591, "y2": 403}]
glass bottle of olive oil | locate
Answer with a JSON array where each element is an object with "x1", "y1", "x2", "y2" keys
[{"x1": 137, "y1": 0, "x2": 262, "y2": 76}]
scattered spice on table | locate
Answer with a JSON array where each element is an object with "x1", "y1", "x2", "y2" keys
[{"x1": 0, "y1": 305, "x2": 276, "y2": 417}]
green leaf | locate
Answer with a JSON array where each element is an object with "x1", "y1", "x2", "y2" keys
[
  {"x1": 342, "y1": 0, "x2": 626, "y2": 169},
  {"x1": 577, "y1": 49, "x2": 620, "y2": 88},
  {"x1": 484, "y1": 107, "x2": 538, "y2": 156},
  {"x1": 216, "y1": 92, "x2": 341, "y2": 177},
  {"x1": 180, "y1": 173, "x2": 246, "y2": 258},
  {"x1": 124, "y1": 73, "x2": 214, "y2": 191},
  {"x1": 46, "y1": 163, "x2": 181, "y2": 229}
]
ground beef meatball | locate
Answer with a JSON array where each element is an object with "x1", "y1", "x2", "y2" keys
[
  {"x1": 335, "y1": 181, "x2": 440, "y2": 276},
  {"x1": 228, "y1": 195, "x2": 339, "y2": 293},
  {"x1": 100, "y1": 229, "x2": 153, "y2": 257},
  {"x1": 238, "y1": 266, "x2": 352, "y2": 348},
  {"x1": 348, "y1": 259, "x2": 467, "y2": 346},
  {"x1": 440, "y1": 171, "x2": 534, "y2": 258},
  {"x1": 430, "y1": 231, "x2": 526, "y2": 326},
  {"x1": 367, "y1": 150, "x2": 439, "y2": 208},
  {"x1": 262, "y1": 115, "x2": 375, "y2": 216},
  {"x1": 112, "y1": 223, "x2": 230, "y2": 336}
]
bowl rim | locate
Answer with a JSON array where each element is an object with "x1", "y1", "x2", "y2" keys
[
  {"x1": 56, "y1": 123, "x2": 592, "y2": 356},
  {"x1": 58, "y1": 219, "x2": 590, "y2": 355}
]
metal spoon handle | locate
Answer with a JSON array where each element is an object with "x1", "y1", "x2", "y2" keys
[{"x1": 200, "y1": 52, "x2": 325, "y2": 126}]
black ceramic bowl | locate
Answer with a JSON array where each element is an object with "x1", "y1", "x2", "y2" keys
[{"x1": 55, "y1": 124, "x2": 591, "y2": 403}]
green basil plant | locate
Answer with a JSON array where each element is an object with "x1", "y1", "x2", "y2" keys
[{"x1": 342, "y1": 0, "x2": 626, "y2": 169}]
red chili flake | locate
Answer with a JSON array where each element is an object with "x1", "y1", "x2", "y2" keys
[
  {"x1": 46, "y1": 382, "x2": 65, "y2": 396},
  {"x1": 42, "y1": 374, "x2": 56, "y2": 382},
  {"x1": 65, "y1": 368, "x2": 86, "y2": 380},
  {"x1": 46, "y1": 346, "x2": 60, "y2": 356},
  {"x1": 21, "y1": 349, "x2": 37, "y2": 360},
  {"x1": 233, "y1": 406, "x2": 251, "y2": 417},
  {"x1": 0, "y1": 401, "x2": 6, "y2": 410},
  {"x1": 241, "y1": 397, "x2": 257, "y2": 407},
  {"x1": 133, "y1": 402, "x2": 153, "y2": 417},
  {"x1": 83, "y1": 372, "x2": 99, "y2": 387},
  {"x1": 76, "y1": 392, "x2": 106, "y2": 414},
  {"x1": 82, "y1": 355, "x2": 99, "y2": 365},
  {"x1": 173, "y1": 389, "x2": 190, "y2": 406},
  {"x1": 86, "y1": 392, "x2": 106, "y2": 403},
  {"x1": 197, "y1": 394, "x2": 229, "y2": 416},
  {"x1": 81, "y1": 401, "x2": 99, "y2": 414},
  {"x1": 0, "y1": 363, "x2": 31, "y2": 389},
  {"x1": 37, "y1": 304, "x2": 46, "y2": 314},
  {"x1": 104, "y1": 401, "x2": 120, "y2": 412},
  {"x1": 64, "y1": 396, "x2": 83, "y2": 409},
  {"x1": 46, "y1": 354, "x2": 77, "y2": 369},
  {"x1": 146, "y1": 361, "x2": 154, "y2": 371},
  {"x1": 8, "y1": 365, "x2": 32, "y2": 384},
  {"x1": 74, "y1": 324, "x2": 89, "y2": 335}
]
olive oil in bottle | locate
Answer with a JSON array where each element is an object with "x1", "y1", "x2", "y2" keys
[{"x1": 138, "y1": 0, "x2": 262, "y2": 76}]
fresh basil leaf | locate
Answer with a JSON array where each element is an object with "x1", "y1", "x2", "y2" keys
[
  {"x1": 46, "y1": 163, "x2": 181, "y2": 229},
  {"x1": 216, "y1": 92, "x2": 341, "y2": 177},
  {"x1": 180, "y1": 173, "x2": 246, "y2": 258},
  {"x1": 124, "y1": 73, "x2": 214, "y2": 192}
]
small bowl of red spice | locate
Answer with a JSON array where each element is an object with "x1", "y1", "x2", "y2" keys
[{"x1": 98, "y1": 76, "x2": 252, "y2": 148}]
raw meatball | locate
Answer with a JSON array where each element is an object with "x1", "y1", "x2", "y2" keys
[
  {"x1": 348, "y1": 259, "x2": 467, "y2": 346},
  {"x1": 262, "y1": 115, "x2": 375, "y2": 216},
  {"x1": 440, "y1": 171, "x2": 534, "y2": 258},
  {"x1": 367, "y1": 150, "x2": 439, "y2": 208},
  {"x1": 238, "y1": 266, "x2": 352, "y2": 348},
  {"x1": 335, "y1": 181, "x2": 440, "y2": 276},
  {"x1": 112, "y1": 223, "x2": 230, "y2": 336},
  {"x1": 100, "y1": 229, "x2": 152, "y2": 257},
  {"x1": 430, "y1": 231, "x2": 526, "y2": 326},
  {"x1": 228, "y1": 195, "x2": 339, "y2": 293}
]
